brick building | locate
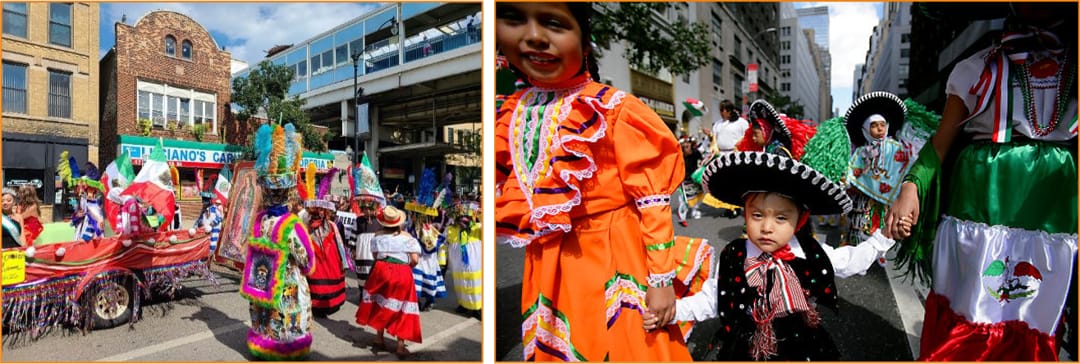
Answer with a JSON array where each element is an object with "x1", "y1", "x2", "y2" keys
[
  {"x1": 2, "y1": 2, "x2": 100, "y2": 221},
  {"x1": 99, "y1": 10, "x2": 236, "y2": 223}
]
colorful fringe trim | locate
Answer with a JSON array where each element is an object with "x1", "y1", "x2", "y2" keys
[
  {"x1": 247, "y1": 330, "x2": 312, "y2": 361},
  {"x1": 2, "y1": 261, "x2": 216, "y2": 340}
]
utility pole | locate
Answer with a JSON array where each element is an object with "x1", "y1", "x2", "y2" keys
[{"x1": 351, "y1": 50, "x2": 365, "y2": 165}]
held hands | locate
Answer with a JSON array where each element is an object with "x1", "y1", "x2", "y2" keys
[
  {"x1": 885, "y1": 182, "x2": 920, "y2": 240},
  {"x1": 643, "y1": 285, "x2": 676, "y2": 332}
]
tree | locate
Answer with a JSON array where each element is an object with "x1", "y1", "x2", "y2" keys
[
  {"x1": 232, "y1": 60, "x2": 332, "y2": 153},
  {"x1": 591, "y1": 3, "x2": 713, "y2": 77},
  {"x1": 766, "y1": 93, "x2": 806, "y2": 120}
]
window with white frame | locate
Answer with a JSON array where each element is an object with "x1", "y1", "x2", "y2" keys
[{"x1": 137, "y1": 80, "x2": 217, "y2": 132}]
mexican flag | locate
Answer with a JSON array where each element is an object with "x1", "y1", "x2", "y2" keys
[
  {"x1": 101, "y1": 151, "x2": 136, "y2": 232},
  {"x1": 120, "y1": 138, "x2": 177, "y2": 231},
  {"x1": 214, "y1": 164, "x2": 233, "y2": 206}
]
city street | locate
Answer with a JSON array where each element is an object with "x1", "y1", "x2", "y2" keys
[
  {"x1": 1, "y1": 266, "x2": 481, "y2": 361},
  {"x1": 496, "y1": 202, "x2": 922, "y2": 361}
]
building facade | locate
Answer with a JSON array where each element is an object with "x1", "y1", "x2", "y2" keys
[
  {"x1": 796, "y1": 5, "x2": 833, "y2": 120},
  {"x1": 855, "y1": 3, "x2": 912, "y2": 99},
  {"x1": 100, "y1": 10, "x2": 335, "y2": 222},
  {"x1": 778, "y1": 3, "x2": 822, "y2": 122},
  {"x1": 2, "y1": 2, "x2": 100, "y2": 221},
  {"x1": 659, "y1": 2, "x2": 782, "y2": 138},
  {"x1": 234, "y1": 2, "x2": 481, "y2": 195}
]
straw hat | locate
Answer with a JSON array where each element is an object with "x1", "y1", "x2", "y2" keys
[{"x1": 376, "y1": 206, "x2": 406, "y2": 228}]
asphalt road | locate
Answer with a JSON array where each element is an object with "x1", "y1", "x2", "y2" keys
[
  {"x1": 2, "y1": 266, "x2": 481, "y2": 361},
  {"x1": 495, "y1": 203, "x2": 915, "y2": 361}
]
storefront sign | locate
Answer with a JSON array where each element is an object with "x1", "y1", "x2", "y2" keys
[
  {"x1": 638, "y1": 96, "x2": 676, "y2": 118},
  {"x1": 630, "y1": 70, "x2": 676, "y2": 119},
  {"x1": 119, "y1": 135, "x2": 335, "y2": 172},
  {"x1": 120, "y1": 143, "x2": 242, "y2": 169}
]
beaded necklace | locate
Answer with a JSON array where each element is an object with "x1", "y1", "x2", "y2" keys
[{"x1": 1016, "y1": 52, "x2": 1075, "y2": 136}]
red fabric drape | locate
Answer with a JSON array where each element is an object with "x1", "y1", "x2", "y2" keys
[{"x1": 920, "y1": 291, "x2": 1059, "y2": 361}]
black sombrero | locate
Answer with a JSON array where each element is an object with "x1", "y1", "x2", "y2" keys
[
  {"x1": 845, "y1": 91, "x2": 907, "y2": 147},
  {"x1": 748, "y1": 100, "x2": 792, "y2": 150},
  {"x1": 701, "y1": 151, "x2": 852, "y2": 215}
]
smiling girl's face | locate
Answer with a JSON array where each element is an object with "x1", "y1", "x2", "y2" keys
[{"x1": 496, "y1": 3, "x2": 585, "y2": 87}]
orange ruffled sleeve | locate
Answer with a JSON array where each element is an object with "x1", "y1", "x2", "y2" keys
[
  {"x1": 495, "y1": 92, "x2": 521, "y2": 188},
  {"x1": 612, "y1": 97, "x2": 686, "y2": 287}
]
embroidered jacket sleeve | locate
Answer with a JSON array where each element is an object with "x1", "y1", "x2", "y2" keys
[
  {"x1": 612, "y1": 96, "x2": 686, "y2": 287},
  {"x1": 821, "y1": 230, "x2": 896, "y2": 279}
]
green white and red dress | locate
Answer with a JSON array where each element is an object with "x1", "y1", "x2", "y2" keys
[{"x1": 902, "y1": 32, "x2": 1077, "y2": 360}]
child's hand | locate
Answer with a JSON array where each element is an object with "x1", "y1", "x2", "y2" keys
[
  {"x1": 645, "y1": 285, "x2": 676, "y2": 330},
  {"x1": 642, "y1": 309, "x2": 662, "y2": 331}
]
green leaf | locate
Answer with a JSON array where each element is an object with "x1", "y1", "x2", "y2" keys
[{"x1": 983, "y1": 260, "x2": 1006, "y2": 276}]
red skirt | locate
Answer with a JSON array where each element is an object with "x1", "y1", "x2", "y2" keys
[
  {"x1": 356, "y1": 260, "x2": 422, "y2": 343},
  {"x1": 309, "y1": 239, "x2": 346, "y2": 312}
]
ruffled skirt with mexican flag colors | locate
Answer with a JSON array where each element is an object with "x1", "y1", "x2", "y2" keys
[
  {"x1": 356, "y1": 260, "x2": 422, "y2": 343},
  {"x1": 919, "y1": 141, "x2": 1077, "y2": 360}
]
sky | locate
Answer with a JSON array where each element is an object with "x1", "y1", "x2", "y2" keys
[
  {"x1": 98, "y1": 2, "x2": 881, "y2": 116},
  {"x1": 99, "y1": 3, "x2": 384, "y2": 66},
  {"x1": 793, "y1": 2, "x2": 883, "y2": 117}
]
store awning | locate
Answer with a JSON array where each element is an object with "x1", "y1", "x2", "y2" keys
[{"x1": 118, "y1": 135, "x2": 336, "y2": 172}]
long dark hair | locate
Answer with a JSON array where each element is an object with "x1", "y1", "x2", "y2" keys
[
  {"x1": 498, "y1": 3, "x2": 601, "y2": 84},
  {"x1": 720, "y1": 100, "x2": 739, "y2": 121}
]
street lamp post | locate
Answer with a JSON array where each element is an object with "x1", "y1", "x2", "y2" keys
[{"x1": 351, "y1": 50, "x2": 364, "y2": 165}]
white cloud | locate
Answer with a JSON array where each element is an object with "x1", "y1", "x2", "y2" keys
[{"x1": 103, "y1": 3, "x2": 384, "y2": 64}]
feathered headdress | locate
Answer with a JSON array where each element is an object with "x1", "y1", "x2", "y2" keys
[
  {"x1": 800, "y1": 116, "x2": 852, "y2": 183},
  {"x1": 351, "y1": 153, "x2": 385, "y2": 203},
  {"x1": 254, "y1": 122, "x2": 302, "y2": 190},
  {"x1": 56, "y1": 151, "x2": 80, "y2": 187},
  {"x1": 405, "y1": 168, "x2": 440, "y2": 217},
  {"x1": 302, "y1": 166, "x2": 339, "y2": 211}
]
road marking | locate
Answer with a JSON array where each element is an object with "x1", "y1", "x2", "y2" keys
[
  {"x1": 96, "y1": 321, "x2": 249, "y2": 362},
  {"x1": 375, "y1": 318, "x2": 481, "y2": 361},
  {"x1": 93, "y1": 314, "x2": 480, "y2": 362}
]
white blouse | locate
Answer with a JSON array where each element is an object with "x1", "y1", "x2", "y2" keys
[
  {"x1": 371, "y1": 233, "x2": 421, "y2": 262},
  {"x1": 674, "y1": 231, "x2": 896, "y2": 323}
]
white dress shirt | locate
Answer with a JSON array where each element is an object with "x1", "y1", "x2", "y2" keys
[{"x1": 674, "y1": 231, "x2": 896, "y2": 322}]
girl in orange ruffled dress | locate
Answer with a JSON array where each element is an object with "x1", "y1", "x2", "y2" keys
[{"x1": 495, "y1": 3, "x2": 710, "y2": 361}]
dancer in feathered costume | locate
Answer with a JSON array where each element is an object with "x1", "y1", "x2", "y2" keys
[
  {"x1": 349, "y1": 153, "x2": 386, "y2": 293},
  {"x1": 404, "y1": 168, "x2": 448, "y2": 311},
  {"x1": 298, "y1": 165, "x2": 351, "y2": 317},
  {"x1": 193, "y1": 169, "x2": 224, "y2": 253},
  {"x1": 240, "y1": 122, "x2": 317, "y2": 360},
  {"x1": 445, "y1": 198, "x2": 481, "y2": 319},
  {"x1": 58, "y1": 153, "x2": 106, "y2": 242}
]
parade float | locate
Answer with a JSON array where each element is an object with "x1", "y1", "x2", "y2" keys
[{"x1": 1, "y1": 142, "x2": 218, "y2": 339}]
